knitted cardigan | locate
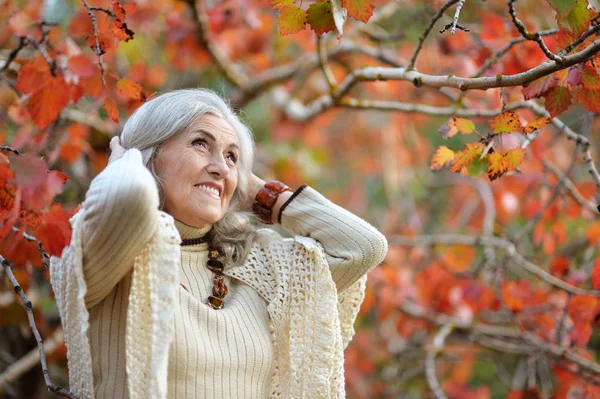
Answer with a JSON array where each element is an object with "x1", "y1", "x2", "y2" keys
[{"x1": 50, "y1": 149, "x2": 388, "y2": 399}]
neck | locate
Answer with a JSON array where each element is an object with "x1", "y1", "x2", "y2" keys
[{"x1": 173, "y1": 219, "x2": 213, "y2": 240}]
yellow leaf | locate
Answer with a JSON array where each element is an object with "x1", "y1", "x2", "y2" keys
[
  {"x1": 430, "y1": 146, "x2": 455, "y2": 170},
  {"x1": 489, "y1": 111, "x2": 521, "y2": 134},
  {"x1": 487, "y1": 152, "x2": 508, "y2": 180},
  {"x1": 439, "y1": 116, "x2": 475, "y2": 139},
  {"x1": 505, "y1": 147, "x2": 525, "y2": 171}
]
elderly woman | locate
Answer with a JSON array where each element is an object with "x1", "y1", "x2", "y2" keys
[{"x1": 50, "y1": 89, "x2": 387, "y2": 399}]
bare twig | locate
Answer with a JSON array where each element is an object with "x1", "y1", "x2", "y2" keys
[
  {"x1": 1, "y1": 256, "x2": 77, "y2": 398},
  {"x1": 450, "y1": 0, "x2": 467, "y2": 35},
  {"x1": 0, "y1": 328, "x2": 64, "y2": 390},
  {"x1": 543, "y1": 160, "x2": 599, "y2": 215},
  {"x1": 408, "y1": 0, "x2": 460, "y2": 69},
  {"x1": 81, "y1": 0, "x2": 106, "y2": 84},
  {"x1": 317, "y1": 34, "x2": 336, "y2": 90},
  {"x1": 425, "y1": 323, "x2": 453, "y2": 399},
  {"x1": 559, "y1": 24, "x2": 600, "y2": 56},
  {"x1": 0, "y1": 37, "x2": 28, "y2": 73},
  {"x1": 508, "y1": 0, "x2": 563, "y2": 63}
]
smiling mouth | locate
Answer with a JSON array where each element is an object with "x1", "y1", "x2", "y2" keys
[{"x1": 195, "y1": 184, "x2": 221, "y2": 199}]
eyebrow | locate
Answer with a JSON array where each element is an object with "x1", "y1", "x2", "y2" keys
[{"x1": 192, "y1": 129, "x2": 239, "y2": 150}]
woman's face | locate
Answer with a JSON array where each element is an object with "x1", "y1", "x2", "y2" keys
[{"x1": 154, "y1": 113, "x2": 240, "y2": 228}]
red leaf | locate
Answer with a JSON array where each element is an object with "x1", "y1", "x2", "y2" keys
[
  {"x1": 8, "y1": 154, "x2": 65, "y2": 211},
  {"x1": 112, "y1": 1, "x2": 126, "y2": 20},
  {"x1": 544, "y1": 86, "x2": 572, "y2": 117},
  {"x1": 502, "y1": 280, "x2": 530, "y2": 312},
  {"x1": 550, "y1": 256, "x2": 570, "y2": 278},
  {"x1": 0, "y1": 231, "x2": 41, "y2": 268},
  {"x1": 342, "y1": 0, "x2": 375, "y2": 23},
  {"x1": 591, "y1": 259, "x2": 600, "y2": 290},
  {"x1": 68, "y1": 55, "x2": 96, "y2": 78},
  {"x1": 35, "y1": 204, "x2": 72, "y2": 257},
  {"x1": 117, "y1": 78, "x2": 145, "y2": 101},
  {"x1": 103, "y1": 97, "x2": 119, "y2": 123},
  {"x1": 570, "y1": 322, "x2": 592, "y2": 346},
  {"x1": 581, "y1": 64, "x2": 600, "y2": 90},
  {"x1": 568, "y1": 295, "x2": 598, "y2": 323},
  {"x1": 522, "y1": 74, "x2": 558, "y2": 100}
]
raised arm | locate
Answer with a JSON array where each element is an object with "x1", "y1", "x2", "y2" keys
[
  {"x1": 277, "y1": 185, "x2": 388, "y2": 293},
  {"x1": 80, "y1": 148, "x2": 160, "y2": 308}
]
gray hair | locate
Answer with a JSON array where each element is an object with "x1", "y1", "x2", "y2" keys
[{"x1": 120, "y1": 88, "x2": 257, "y2": 266}]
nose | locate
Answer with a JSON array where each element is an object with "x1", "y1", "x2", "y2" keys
[{"x1": 206, "y1": 152, "x2": 229, "y2": 179}]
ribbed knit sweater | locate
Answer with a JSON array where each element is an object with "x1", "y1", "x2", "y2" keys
[{"x1": 53, "y1": 149, "x2": 388, "y2": 398}]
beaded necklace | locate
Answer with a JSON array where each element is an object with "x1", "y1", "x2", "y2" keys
[{"x1": 180, "y1": 237, "x2": 227, "y2": 310}]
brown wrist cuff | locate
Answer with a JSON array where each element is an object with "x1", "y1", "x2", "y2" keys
[{"x1": 252, "y1": 180, "x2": 292, "y2": 224}]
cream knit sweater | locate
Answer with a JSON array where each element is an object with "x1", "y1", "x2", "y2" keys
[{"x1": 50, "y1": 149, "x2": 388, "y2": 398}]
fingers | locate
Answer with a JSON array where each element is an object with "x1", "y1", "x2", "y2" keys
[{"x1": 109, "y1": 136, "x2": 121, "y2": 149}]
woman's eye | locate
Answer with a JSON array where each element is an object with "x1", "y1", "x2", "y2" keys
[
  {"x1": 227, "y1": 152, "x2": 238, "y2": 163},
  {"x1": 192, "y1": 139, "x2": 208, "y2": 148}
]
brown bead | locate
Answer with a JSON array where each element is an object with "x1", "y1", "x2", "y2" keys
[
  {"x1": 207, "y1": 296, "x2": 224, "y2": 309},
  {"x1": 207, "y1": 259, "x2": 224, "y2": 273},
  {"x1": 213, "y1": 276, "x2": 228, "y2": 297},
  {"x1": 208, "y1": 249, "x2": 221, "y2": 260}
]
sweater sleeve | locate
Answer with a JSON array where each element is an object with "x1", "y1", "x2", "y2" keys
[
  {"x1": 279, "y1": 185, "x2": 388, "y2": 293},
  {"x1": 80, "y1": 148, "x2": 160, "y2": 308}
]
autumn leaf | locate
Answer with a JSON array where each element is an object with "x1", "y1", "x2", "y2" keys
[
  {"x1": 439, "y1": 116, "x2": 475, "y2": 139},
  {"x1": 576, "y1": 88, "x2": 600, "y2": 114},
  {"x1": 0, "y1": 231, "x2": 41, "y2": 268},
  {"x1": 8, "y1": 154, "x2": 65, "y2": 211},
  {"x1": 581, "y1": 64, "x2": 600, "y2": 90},
  {"x1": 568, "y1": 295, "x2": 598, "y2": 323},
  {"x1": 103, "y1": 97, "x2": 119, "y2": 123},
  {"x1": 449, "y1": 142, "x2": 484, "y2": 172},
  {"x1": 271, "y1": 0, "x2": 294, "y2": 10},
  {"x1": 27, "y1": 77, "x2": 72, "y2": 130},
  {"x1": 522, "y1": 74, "x2": 558, "y2": 100},
  {"x1": 35, "y1": 203, "x2": 72, "y2": 257},
  {"x1": 467, "y1": 156, "x2": 488, "y2": 178},
  {"x1": 489, "y1": 111, "x2": 521, "y2": 134},
  {"x1": 487, "y1": 151, "x2": 508, "y2": 180},
  {"x1": 591, "y1": 259, "x2": 600, "y2": 290},
  {"x1": 117, "y1": 78, "x2": 145, "y2": 101},
  {"x1": 504, "y1": 147, "x2": 525, "y2": 172},
  {"x1": 278, "y1": 5, "x2": 307, "y2": 36},
  {"x1": 550, "y1": 256, "x2": 570, "y2": 279},
  {"x1": 544, "y1": 86, "x2": 572, "y2": 117},
  {"x1": 558, "y1": 0, "x2": 593, "y2": 37},
  {"x1": 570, "y1": 322, "x2": 592, "y2": 346},
  {"x1": 111, "y1": 21, "x2": 135, "y2": 42},
  {"x1": 342, "y1": 0, "x2": 375, "y2": 23},
  {"x1": 430, "y1": 146, "x2": 455, "y2": 170},
  {"x1": 523, "y1": 117, "x2": 551, "y2": 134},
  {"x1": 307, "y1": 0, "x2": 336, "y2": 35},
  {"x1": 68, "y1": 54, "x2": 96, "y2": 78},
  {"x1": 587, "y1": 221, "x2": 600, "y2": 245},
  {"x1": 545, "y1": 0, "x2": 578, "y2": 16},
  {"x1": 16, "y1": 57, "x2": 52, "y2": 94},
  {"x1": 502, "y1": 280, "x2": 530, "y2": 312}
]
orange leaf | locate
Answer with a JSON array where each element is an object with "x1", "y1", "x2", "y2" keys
[
  {"x1": 35, "y1": 204, "x2": 72, "y2": 257},
  {"x1": 116, "y1": 78, "x2": 145, "y2": 101},
  {"x1": 523, "y1": 117, "x2": 551, "y2": 134},
  {"x1": 449, "y1": 142, "x2": 483, "y2": 172},
  {"x1": 570, "y1": 322, "x2": 592, "y2": 347},
  {"x1": 489, "y1": 111, "x2": 521, "y2": 133},
  {"x1": 576, "y1": 87, "x2": 600, "y2": 114},
  {"x1": 0, "y1": 231, "x2": 41, "y2": 268},
  {"x1": 16, "y1": 57, "x2": 52, "y2": 94},
  {"x1": 502, "y1": 280, "x2": 530, "y2": 312},
  {"x1": 439, "y1": 116, "x2": 475, "y2": 139},
  {"x1": 568, "y1": 295, "x2": 598, "y2": 323},
  {"x1": 59, "y1": 141, "x2": 83, "y2": 163},
  {"x1": 342, "y1": 0, "x2": 375, "y2": 23},
  {"x1": 430, "y1": 146, "x2": 455, "y2": 170},
  {"x1": 103, "y1": 97, "x2": 119, "y2": 123},
  {"x1": 587, "y1": 221, "x2": 600, "y2": 245},
  {"x1": 27, "y1": 77, "x2": 72, "y2": 130}
]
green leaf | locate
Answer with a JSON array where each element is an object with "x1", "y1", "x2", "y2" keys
[
  {"x1": 544, "y1": 86, "x2": 572, "y2": 117},
  {"x1": 278, "y1": 5, "x2": 307, "y2": 36},
  {"x1": 546, "y1": 0, "x2": 578, "y2": 16},
  {"x1": 307, "y1": 0, "x2": 336, "y2": 35},
  {"x1": 467, "y1": 156, "x2": 489, "y2": 178},
  {"x1": 558, "y1": 0, "x2": 592, "y2": 37},
  {"x1": 342, "y1": 0, "x2": 375, "y2": 23}
]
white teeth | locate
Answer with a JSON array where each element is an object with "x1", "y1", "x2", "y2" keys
[{"x1": 196, "y1": 184, "x2": 220, "y2": 197}]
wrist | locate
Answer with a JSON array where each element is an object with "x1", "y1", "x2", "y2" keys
[{"x1": 252, "y1": 180, "x2": 292, "y2": 224}]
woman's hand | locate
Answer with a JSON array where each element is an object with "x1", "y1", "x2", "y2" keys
[{"x1": 108, "y1": 136, "x2": 127, "y2": 165}]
